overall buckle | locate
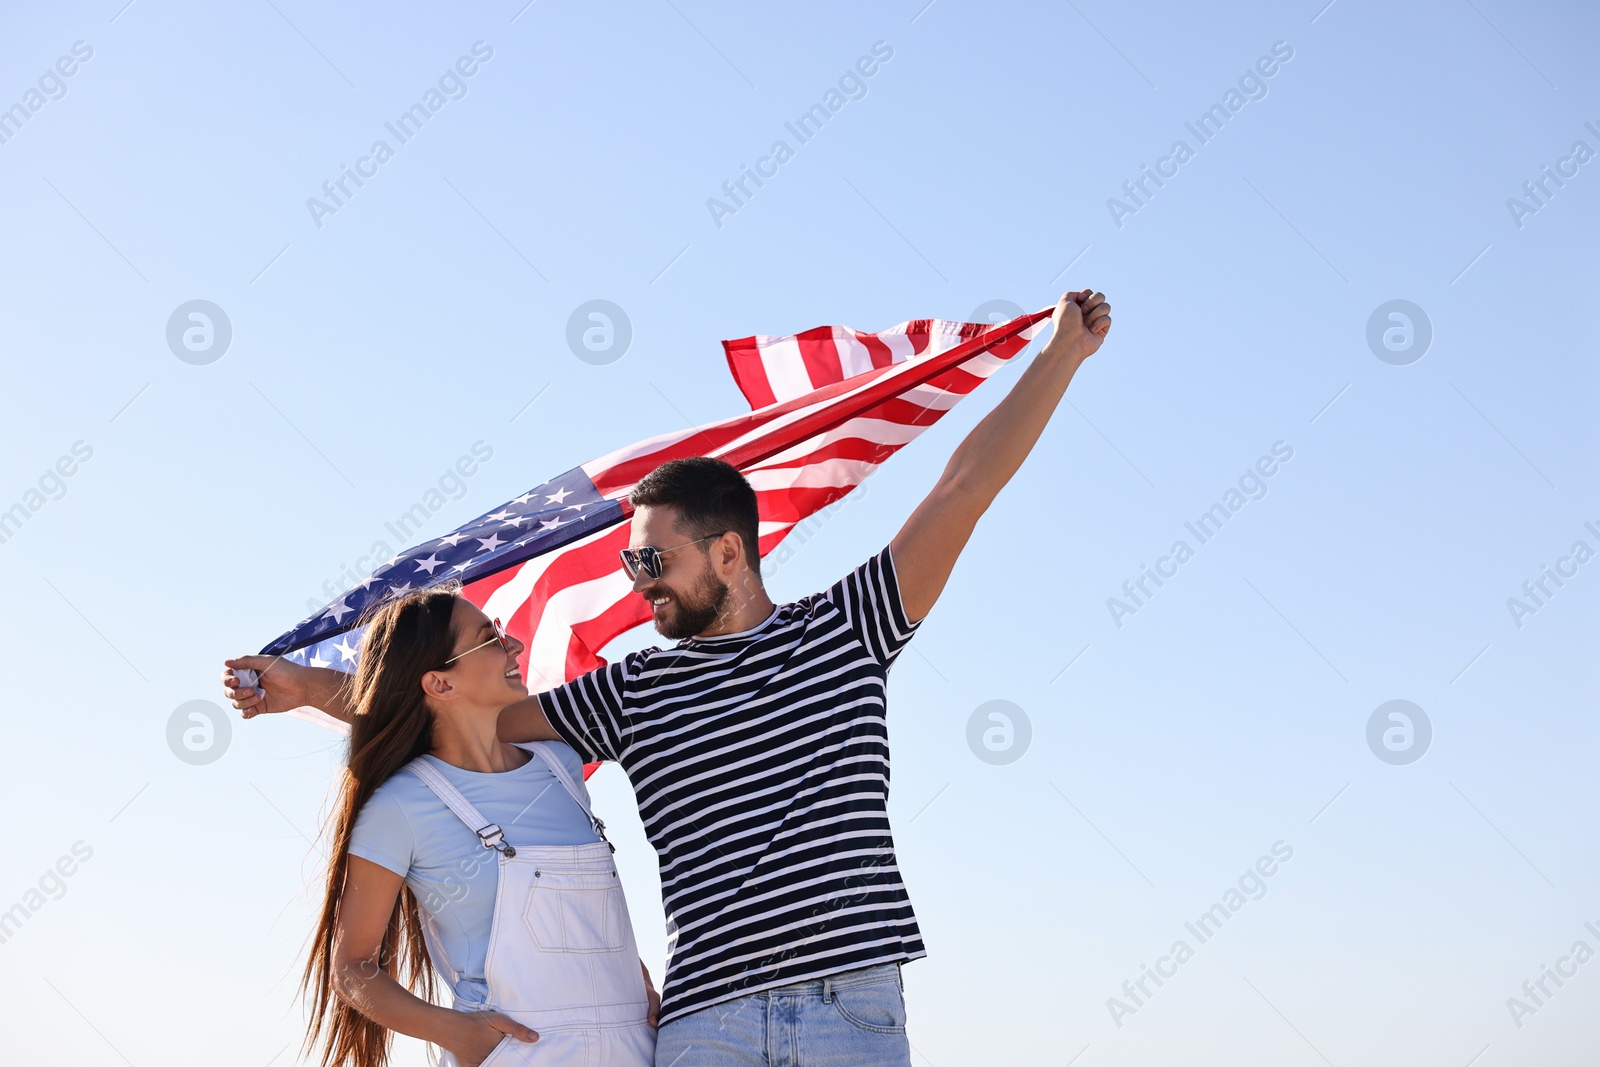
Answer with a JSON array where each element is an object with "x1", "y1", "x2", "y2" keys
[{"x1": 476, "y1": 824, "x2": 516, "y2": 857}]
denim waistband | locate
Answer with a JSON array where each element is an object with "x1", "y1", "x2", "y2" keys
[{"x1": 760, "y1": 962, "x2": 902, "y2": 998}]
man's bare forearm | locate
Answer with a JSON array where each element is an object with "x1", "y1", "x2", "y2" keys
[
  {"x1": 888, "y1": 291, "x2": 1110, "y2": 622},
  {"x1": 937, "y1": 338, "x2": 1086, "y2": 515}
]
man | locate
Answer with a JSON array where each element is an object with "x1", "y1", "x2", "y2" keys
[{"x1": 226, "y1": 289, "x2": 1111, "y2": 1064}]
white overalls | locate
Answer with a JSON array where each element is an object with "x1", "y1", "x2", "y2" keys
[{"x1": 405, "y1": 743, "x2": 656, "y2": 1067}]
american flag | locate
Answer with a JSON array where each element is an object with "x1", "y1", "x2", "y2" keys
[{"x1": 264, "y1": 305, "x2": 1053, "y2": 756}]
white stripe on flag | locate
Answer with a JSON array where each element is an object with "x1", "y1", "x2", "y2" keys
[
  {"x1": 745, "y1": 455, "x2": 879, "y2": 493},
  {"x1": 744, "y1": 418, "x2": 927, "y2": 472},
  {"x1": 919, "y1": 325, "x2": 967, "y2": 358},
  {"x1": 881, "y1": 331, "x2": 916, "y2": 363},
  {"x1": 759, "y1": 335, "x2": 815, "y2": 401},
  {"x1": 898, "y1": 382, "x2": 965, "y2": 412},
  {"x1": 533, "y1": 570, "x2": 632, "y2": 687},
  {"x1": 836, "y1": 329, "x2": 876, "y2": 379}
]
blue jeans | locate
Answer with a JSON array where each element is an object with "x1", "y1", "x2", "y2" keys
[{"x1": 655, "y1": 964, "x2": 911, "y2": 1066}]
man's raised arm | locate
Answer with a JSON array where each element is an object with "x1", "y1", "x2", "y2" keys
[{"x1": 890, "y1": 289, "x2": 1111, "y2": 623}]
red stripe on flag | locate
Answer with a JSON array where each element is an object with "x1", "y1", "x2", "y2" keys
[
  {"x1": 569, "y1": 594, "x2": 651, "y2": 671},
  {"x1": 854, "y1": 328, "x2": 896, "y2": 370},
  {"x1": 794, "y1": 327, "x2": 845, "y2": 391},
  {"x1": 457, "y1": 561, "x2": 521, "y2": 608},
  {"x1": 754, "y1": 483, "x2": 869, "y2": 526},
  {"x1": 903, "y1": 321, "x2": 934, "y2": 355},
  {"x1": 722, "y1": 335, "x2": 778, "y2": 410},
  {"x1": 749, "y1": 436, "x2": 906, "y2": 473}
]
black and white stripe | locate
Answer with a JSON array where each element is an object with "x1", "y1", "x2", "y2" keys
[{"x1": 539, "y1": 546, "x2": 926, "y2": 1025}]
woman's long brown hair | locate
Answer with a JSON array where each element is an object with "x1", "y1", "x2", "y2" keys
[{"x1": 300, "y1": 587, "x2": 461, "y2": 1067}]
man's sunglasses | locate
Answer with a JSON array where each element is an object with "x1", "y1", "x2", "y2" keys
[
  {"x1": 441, "y1": 617, "x2": 511, "y2": 666},
  {"x1": 619, "y1": 533, "x2": 726, "y2": 581}
]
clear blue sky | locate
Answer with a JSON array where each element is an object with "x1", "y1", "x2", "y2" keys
[{"x1": 1, "y1": 1, "x2": 1595, "y2": 1064}]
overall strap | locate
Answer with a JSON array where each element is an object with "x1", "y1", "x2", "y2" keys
[
  {"x1": 520, "y1": 742, "x2": 614, "y2": 853},
  {"x1": 403, "y1": 757, "x2": 516, "y2": 857}
]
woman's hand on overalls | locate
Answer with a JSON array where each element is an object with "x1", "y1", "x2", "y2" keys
[
  {"x1": 642, "y1": 960, "x2": 661, "y2": 1027},
  {"x1": 449, "y1": 1010, "x2": 539, "y2": 1067}
]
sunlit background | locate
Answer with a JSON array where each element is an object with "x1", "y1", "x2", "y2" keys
[{"x1": 0, "y1": 1, "x2": 1595, "y2": 1064}]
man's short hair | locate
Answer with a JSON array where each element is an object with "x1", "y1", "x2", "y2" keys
[{"x1": 630, "y1": 457, "x2": 761, "y2": 573}]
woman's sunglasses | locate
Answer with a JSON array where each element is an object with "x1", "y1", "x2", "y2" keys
[
  {"x1": 441, "y1": 617, "x2": 510, "y2": 666},
  {"x1": 619, "y1": 533, "x2": 725, "y2": 581}
]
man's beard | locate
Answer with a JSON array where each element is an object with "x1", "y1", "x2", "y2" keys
[{"x1": 653, "y1": 570, "x2": 731, "y2": 639}]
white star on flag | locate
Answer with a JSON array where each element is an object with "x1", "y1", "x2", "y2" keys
[
  {"x1": 475, "y1": 532, "x2": 506, "y2": 553},
  {"x1": 414, "y1": 554, "x2": 445, "y2": 574},
  {"x1": 333, "y1": 636, "x2": 360, "y2": 664},
  {"x1": 545, "y1": 487, "x2": 572, "y2": 504},
  {"x1": 323, "y1": 599, "x2": 353, "y2": 623}
]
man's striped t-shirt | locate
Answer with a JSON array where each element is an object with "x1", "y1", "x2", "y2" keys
[{"x1": 537, "y1": 545, "x2": 926, "y2": 1025}]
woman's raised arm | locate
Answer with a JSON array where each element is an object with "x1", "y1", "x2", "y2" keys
[{"x1": 221, "y1": 655, "x2": 353, "y2": 722}]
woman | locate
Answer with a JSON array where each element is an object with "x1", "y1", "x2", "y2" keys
[{"x1": 226, "y1": 586, "x2": 657, "y2": 1067}]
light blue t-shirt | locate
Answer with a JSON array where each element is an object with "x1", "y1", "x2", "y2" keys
[{"x1": 348, "y1": 742, "x2": 600, "y2": 1005}]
